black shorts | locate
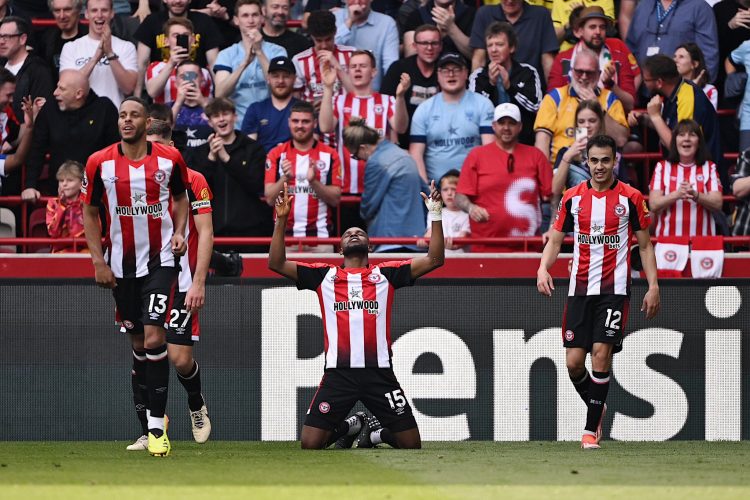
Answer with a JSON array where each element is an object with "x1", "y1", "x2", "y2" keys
[
  {"x1": 166, "y1": 291, "x2": 200, "y2": 346},
  {"x1": 114, "y1": 267, "x2": 178, "y2": 335},
  {"x1": 562, "y1": 295, "x2": 630, "y2": 353},
  {"x1": 305, "y1": 368, "x2": 417, "y2": 433}
]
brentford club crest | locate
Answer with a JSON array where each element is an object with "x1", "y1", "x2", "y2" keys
[
  {"x1": 122, "y1": 320, "x2": 135, "y2": 330},
  {"x1": 374, "y1": 104, "x2": 384, "y2": 114},
  {"x1": 315, "y1": 160, "x2": 327, "y2": 171},
  {"x1": 701, "y1": 257, "x2": 714, "y2": 269},
  {"x1": 614, "y1": 203, "x2": 627, "y2": 217},
  {"x1": 319, "y1": 402, "x2": 330, "y2": 414},
  {"x1": 665, "y1": 250, "x2": 677, "y2": 262},
  {"x1": 153, "y1": 170, "x2": 166, "y2": 183},
  {"x1": 697, "y1": 175, "x2": 704, "y2": 182},
  {"x1": 368, "y1": 273, "x2": 382, "y2": 283},
  {"x1": 565, "y1": 330, "x2": 574, "y2": 341}
]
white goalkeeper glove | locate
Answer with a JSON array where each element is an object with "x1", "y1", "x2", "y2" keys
[{"x1": 425, "y1": 195, "x2": 443, "y2": 222}]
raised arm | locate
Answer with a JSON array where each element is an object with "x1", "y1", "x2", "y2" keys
[
  {"x1": 410, "y1": 180, "x2": 445, "y2": 279},
  {"x1": 268, "y1": 183, "x2": 298, "y2": 281}
]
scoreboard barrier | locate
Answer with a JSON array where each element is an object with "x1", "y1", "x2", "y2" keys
[{"x1": 0, "y1": 279, "x2": 747, "y2": 441}]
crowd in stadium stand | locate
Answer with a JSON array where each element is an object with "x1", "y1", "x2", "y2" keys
[{"x1": 1, "y1": 0, "x2": 750, "y2": 257}]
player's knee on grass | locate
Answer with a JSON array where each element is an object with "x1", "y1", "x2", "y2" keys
[
  {"x1": 394, "y1": 428, "x2": 421, "y2": 449},
  {"x1": 300, "y1": 425, "x2": 332, "y2": 449}
]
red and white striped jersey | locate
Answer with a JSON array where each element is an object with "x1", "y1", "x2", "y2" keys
[
  {"x1": 292, "y1": 45, "x2": 356, "y2": 104},
  {"x1": 177, "y1": 169, "x2": 213, "y2": 293},
  {"x1": 649, "y1": 160, "x2": 721, "y2": 237},
  {"x1": 554, "y1": 180, "x2": 650, "y2": 296},
  {"x1": 81, "y1": 142, "x2": 190, "y2": 279},
  {"x1": 145, "y1": 61, "x2": 213, "y2": 105},
  {"x1": 295, "y1": 260, "x2": 415, "y2": 369},
  {"x1": 265, "y1": 140, "x2": 342, "y2": 237},
  {"x1": 334, "y1": 92, "x2": 395, "y2": 193}
]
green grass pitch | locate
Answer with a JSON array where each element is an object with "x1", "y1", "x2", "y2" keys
[{"x1": 0, "y1": 442, "x2": 748, "y2": 499}]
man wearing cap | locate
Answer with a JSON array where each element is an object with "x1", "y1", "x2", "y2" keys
[
  {"x1": 534, "y1": 48, "x2": 629, "y2": 162},
  {"x1": 241, "y1": 56, "x2": 299, "y2": 152},
  {"x1": 625, "y1": 0, "x2": 719, "y2": 83},
  {"x1": 469, "y1": 0, "x2": 558, "y2": 82},
  {"x1": 456, "y1": 102, "x2": 552, "y2": 252},
  {"x1": 410, "y1": 52, "x2": 495, "y2": 184},
  {"x1": 547, "y1": 6, "x2": 640, "y2": 112}
]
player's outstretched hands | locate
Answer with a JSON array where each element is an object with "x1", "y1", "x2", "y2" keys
[
  {"x1": 641, "y1": 287, "x2": 660, "y2": 319},
  {"x1": 536, "y1": 268, "x2": 554, "y2": 296},
  {"x1": 275, "y1": 182, "x2": 294, "y2": 218},
  {"x1": 420, "y1": 179, "x2": 442, "y2": 209}
]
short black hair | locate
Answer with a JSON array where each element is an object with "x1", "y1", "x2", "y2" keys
[
  {"x1": 307, "y1": 10, "x2": 337, "y2": 38},
  {"x1": 120, "y1": 96, "x2": 149, "y2": 113},
  {"x1": 586, "y1": 134, "x2": 616, "y2": 157},
  {"x1": 0, "y1": 67, "x2": 16, "y2": 86},
  {"x1": 644, "y1": 54, "x2": 680, "y2": 82},
  {"x1": 148, "y1": 103, "x2": 173, "y2": 124},
  {"x1": 290, "y1": 100, "x2": 315, "y2": 116}
]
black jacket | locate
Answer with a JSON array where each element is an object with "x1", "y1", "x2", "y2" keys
[
  {"x1": 193, "y1": 132, "x2": 272, "y2": 235},
  {"x1": 12, "y1": 54, "x2": 54, "y2": 122},
  {"x1": 25, "y1": 91, "x2": 120, "y2": 194}
]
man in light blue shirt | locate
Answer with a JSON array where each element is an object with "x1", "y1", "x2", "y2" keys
[
  {"x1": 333, "y1": 0, "x2": 399, "y2": 91},
  {"x1": 409, "y1": 53, "x2": 495, "y2": 183},
  {"x1": 214, "y1": 0, "x2": 286, "y2": 124},
  {"x1": 625, "y1": 0, "x2": 719, "y2": 83}
]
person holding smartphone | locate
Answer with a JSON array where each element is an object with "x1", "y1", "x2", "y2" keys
[{"x1": 145, "y1": 18, "x2": 214, "y2": 105}]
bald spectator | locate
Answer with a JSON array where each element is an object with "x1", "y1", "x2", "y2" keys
[
  {"x1": 21, "y1": 70, "x2": 119, "y2": 201},
  {"x1": 0, "y1": 16, "x2": 54, "y2": 121}
]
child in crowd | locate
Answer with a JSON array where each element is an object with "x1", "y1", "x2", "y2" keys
[
  {"x1": 46, "y1": 161, "x2": 87, "y2": 253},
  {"x1": 419, "y1": 170, "x2": 470, "y2": 253}
]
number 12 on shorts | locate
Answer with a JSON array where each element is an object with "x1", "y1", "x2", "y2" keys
[
  {"x1": 385, "y1": 389, "x2": 406, "y2": 409},
  {"x1": 605, "y1": 308, "x2": 621, "y2": 329}
]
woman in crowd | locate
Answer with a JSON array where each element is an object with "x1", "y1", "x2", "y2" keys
[
  {"x1": 674, "y1": 43, "x2": 718, "y2": 110},
  {"x1": 649, "y1": 119, "x2": 723, "y2": 237}
]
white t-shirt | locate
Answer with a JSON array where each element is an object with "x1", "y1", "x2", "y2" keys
[
  {"x1": 59, "y1": 34, "x2": 138, "y2": 108},
  {"x1": 425, "y1": 207, "x2": 471, "y2": 254}
]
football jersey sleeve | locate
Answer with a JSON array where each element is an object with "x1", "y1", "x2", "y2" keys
[
  {"x1": 326, "y1": 148, "x2": 343, "y2": 187},
  {"x1": 188, "y1": 171, "x2": 212, "y2": 215},
  {"x1": 477, "y1": 94, "x2": 495, "y2": 135},
  {"x1": 410, "y1": 100, "x2": 428, "y2": 143},
  {"x1": 264, "y1": 146, "x2": 282, "y2": 184},
  {"x1": 553, "y1": 194, "x2": 574, "y2": 233},
  {"x1": 168, "y1": 148, "x2": 189, "y2": 196},
  {"x1": 605, "y1": 97, "x2": 628, "y2": 128},
  {"x1": 295, "y1": 262, "x2": 333, "y2": 290},
  {"x1": 628, "y1": 190, "x2": 651, "y2": 231},
  {"x1": 81, "y1": 153, "x2": 103, "y2": 206},
  {"x1": 378, "y1": 260, "x2": 415, "y2": 288},
  {"x1": 706, "y1": 161, "x2": 722, "y2": 193}
]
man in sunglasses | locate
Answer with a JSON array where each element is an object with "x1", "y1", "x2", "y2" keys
[
  {"x1": 534, "y1": 48, "x2": 629, "y2": 163},
  {"x1": 456, "y1": 102, "x2": 551, "y2": 252}
]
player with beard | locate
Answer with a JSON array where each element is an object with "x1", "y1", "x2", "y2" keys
[
  {"x1": 241, "y1": 56, "x2": 299, "y2": 152},
  {"x1": 547, "y1": 6, "x2": 640, "y2": 112},
  {"x1": 264, "y1": 100, "x2": 341, "y2": 251},
  {"x1": 268, "y1": 178, "x2": 445, "y2": 449},
  {"x1": 82, "y1": 97, "x2": 190, "y2": 456},
  {"x1": 260, "y1": 0, "x2": 312, "y2": 58}
]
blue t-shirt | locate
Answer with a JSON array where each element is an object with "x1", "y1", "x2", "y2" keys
[
  {"x1": 170, "y1": 103, "x2": 213, "y2": 150},
  {"x1": 240, "y1": 97, "x2": 299, "y2": 152},
  {"x1": 732, "y1": 40, "x2": 750, "y2": 131},
  {"x1": 410, "y1": 91, "x2": 494, "y2": 181},
  {"x1": 214, "y1": 41, "x2": 287, "y2": 124}
]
